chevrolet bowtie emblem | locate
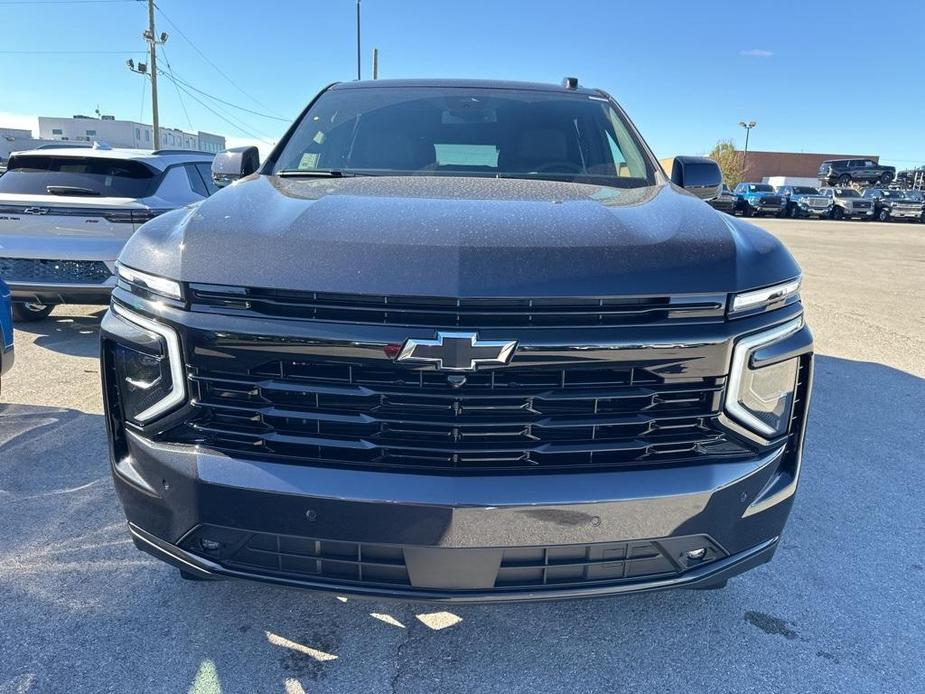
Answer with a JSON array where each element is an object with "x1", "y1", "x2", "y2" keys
[{"x1": 396, "y1": 332, "x2": 518, "y2": 372}]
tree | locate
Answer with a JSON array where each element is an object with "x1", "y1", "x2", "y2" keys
[{"x1": 708, "y1": 139, "x2": 745, "y2": 188}]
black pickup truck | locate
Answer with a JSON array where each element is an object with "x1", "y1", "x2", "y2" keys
[
  {"x1": 101, "y1": 78, "x2": 813, "y2": 601},
  {"x1": 818, "y1": 158, "x2": 895, "y2": 187},
  {"x1": 862, "y1": 188, "x2": 925, "y2": 222}
]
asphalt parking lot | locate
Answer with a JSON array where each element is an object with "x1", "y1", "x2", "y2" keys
[{"x1": 1, "y1": 217, "x2": 923, "y2": 694}]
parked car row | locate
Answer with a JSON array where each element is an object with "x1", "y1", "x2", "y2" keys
[{"x1": 709, "y1": 182, "x2": 925, "y2": 222}]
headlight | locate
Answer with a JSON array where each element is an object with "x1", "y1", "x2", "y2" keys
[
  {"x1": 730, "y1": 277, "x2": 801, "y2": 316},
  {"x1": 108, "y1": 304, "x2": 185, "y2": 423},
  {"x1": 116, "y1": 264, "x2": 182, "y2": 300},
  {"x1": 725, "y1": 317, "x2": 802, "y2": 437}
]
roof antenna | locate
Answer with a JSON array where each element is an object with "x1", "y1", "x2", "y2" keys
[{"x1": 562, "y1": 76, "x2": 579, "y2": 89}]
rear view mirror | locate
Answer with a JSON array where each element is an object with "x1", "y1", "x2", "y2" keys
[
  {"x1": 212, "y1": 146, "x2": 260, "y2": 188},
  {"x1": 671, "y1": 156, "x2": 723, "y2": 200}
]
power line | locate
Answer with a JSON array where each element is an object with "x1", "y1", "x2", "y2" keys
[
  {"x1": 158, "y1": 67, "x2": 288, "y2": 122},
  {"x1": 160, "y1": 73, "x2": 276, "y2": 143},
  {"x1": 153, "y1": 2, "x2": 285, "y2": 119},
  {"x1": 0, "y1": 49, "x2": 145, "y2": 54},
  {"x1": 138, "y1": 68, "x2": 147, "y2": 122},
  {"x1": 159, "y1": 45, "x2": 193, "y2": 132},
  {"x1": 0, "y1": 1, "x2": 135, "y2": 4}
]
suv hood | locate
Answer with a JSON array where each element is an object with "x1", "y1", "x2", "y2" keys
[{"x1": 120, "y1": 175, "x2": 800, "y2": 297}]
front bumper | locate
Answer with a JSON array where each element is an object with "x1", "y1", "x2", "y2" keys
[
  {"x1": 796, "y1": 204, "x2": 832, "y2": 216},
  {"x1": 845, "y1": 208, "x2": 874, "y2": 218},
  {"x1": 747, "y1": 202, "x2": 783, "y2": 213},
  {"x1": 888, "y1": 208, "x2": 925, "y2": 219},
  {"x1": 111, "y1": 426, "x2": 806, "y2": 601},
  {"x1": 8, "y1": 279, "x2": 115, "y2": 305}
]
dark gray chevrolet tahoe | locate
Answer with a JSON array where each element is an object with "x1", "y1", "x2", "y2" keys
[{"x1": 102, "y1": 79, "x2": 813, "y2": 601}]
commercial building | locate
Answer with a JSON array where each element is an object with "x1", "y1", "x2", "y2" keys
[
  {"x1": 37, "y1": 115, "x2": 225, "y2": 153},
  {"x1": 736, "y1": 150, "x2": 879, "y2": 182},
  {"x1": 662, "y1": 150, "x2": 881, "y2": 186}
]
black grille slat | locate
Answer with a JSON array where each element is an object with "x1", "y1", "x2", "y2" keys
[
  {"x1": 188, "y1": 285, "x2": 726, "y2": 328},
  {"x1": 175, "y1": 355, "x2": 746, "y2": 472},
  {"x1": 0, "y1": 257, "x2": 112, "y2": 284}
]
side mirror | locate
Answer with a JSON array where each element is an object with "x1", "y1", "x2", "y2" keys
[
  {"x1": 211, "y1": 146, "x2": 260, "y2": 188},
  {"x1": 670, "y1": 156, "x2": 723, "y2": 200}
]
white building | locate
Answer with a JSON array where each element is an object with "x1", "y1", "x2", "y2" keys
[
  {"x1": 37, "y1": 115, "x2": 225, "y2": 153},
  {"x1": 0, "y1": 127, "x2": 33, "y2": 140}
]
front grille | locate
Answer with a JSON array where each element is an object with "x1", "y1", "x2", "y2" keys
[
  {"x1": 179, "y1": 525, "x2": 726, "y2": 591},
  {"x1": 853, "y1": 201, "x2": 871, "y2": 209},
  {"x1": 187, "y1": 285, "x2": 727, "y2": 328},
  {"x1": 806, "y1": 197, "x2": 829, "y2": 207},
  {"x1": 0, "y1": 257, "x2": 112, "y2": 284},
  {"x1": 760, "y1": 196, "x2": 782, "y2": 206},
  {"x1": 176, "y1": 355, "x2": 751, "y2": 474}
]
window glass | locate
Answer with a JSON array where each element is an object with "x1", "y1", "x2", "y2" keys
[
  {"x1": 0, "y1": 155, "x2": 157, "y2": 197},
  {"x1": 185, "y1": 164, "x2": 208, "y2": 196},
  {"x1": 272, "y1": 86, "x2": 656, "y2": 187},
  {"x1": 193, "y1": 162, "x2": 218, "y2": 195}
]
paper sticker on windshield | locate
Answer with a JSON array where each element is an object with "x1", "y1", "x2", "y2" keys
[{"x1": 298, "y1": 153, "x2": 319, "y2": 170}]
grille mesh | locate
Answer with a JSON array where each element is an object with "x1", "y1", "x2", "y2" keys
[
  {"x1": 0, "y1": 257, "x2": 112, "y2": 284},
  {"x1": 180, "y1": 525, "x2": 726, "y2": 591},
  {"x1": 177, "y1": 357, "x2": 751, "y2": 473}
]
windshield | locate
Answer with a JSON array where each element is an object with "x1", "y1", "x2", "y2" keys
[
  {"x1": 748, "y1": 184, "x2": 774, "y2": 192},
  {"x1": 793, "y1": 187, "x2": 818, "y2": 194},
  {"x1": 0, "y1": 155, "x2": 158, "y2": 198},
  {"x1": 271, "y1": 86, "x2": 656, "y2": 187},
  {"x1": 835, "y1": 188, "x2": 859, "y2": 197}
]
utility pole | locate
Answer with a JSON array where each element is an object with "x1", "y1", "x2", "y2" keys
[
  {"x1": 128, "y1": 0, "x2": 167, "y2": 149},
  {"x1": 356, "y1": 0, "x2": 362, "y2": 80},
  {"x1": 738, "y1": 120, "x2": 757, "y2": 178},
  {"x1": 145, "y1": 0, "x2": 160, "y2": 149},
  {"x1": 372, "y1": 48, "x2": 378, "y2": 80}
]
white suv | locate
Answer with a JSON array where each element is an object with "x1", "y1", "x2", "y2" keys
[{"x1": 0, "y1": 144, "x2": 217, "y2": 320}]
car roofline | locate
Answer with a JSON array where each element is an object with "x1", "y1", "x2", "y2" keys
[{"x1": 329, "y1": 77, "x2": 603, "y2": 96}]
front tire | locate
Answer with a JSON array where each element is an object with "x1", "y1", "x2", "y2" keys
[
  {"x1": 880, "y1": 172, "x2": 893, "y2": 184},
  {"x1": 838, "y1": 174, "x2": 851, "y2": 185},
  {"x1": 878, "y1": 208, "x2": 890, "y2": 222},
  {"x1": 12, "y1": 303, "x2": 54, "y2": 322},
  {"x1": 832, "y1": 206, "x2": 844, "y2": 220},
  {"x1": 789, "y1": 205, "x2": 801, "y2": 218}
]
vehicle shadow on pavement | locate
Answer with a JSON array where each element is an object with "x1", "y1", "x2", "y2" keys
[
  {"x1": 1, "y1": 355, "x2": 923, "y2": 693},
  {"x1": 11, "y1": 309, "x2": 105, "y2": 359}
]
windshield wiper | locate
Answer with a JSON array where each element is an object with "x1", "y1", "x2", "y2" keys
[
  {"x1": 46, "y1": 185, "x2": 101, "y2": 196},
  {"x1": 276, "y1": 169, "x2": 366, "y2": 178}
]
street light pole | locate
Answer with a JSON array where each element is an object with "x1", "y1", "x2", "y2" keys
[
  {"x1": 356, "y1": 0, "x2": 361, "y2": 80},
  {"x1": 739, "y1": 120, "x2": 757, "y2": 179}
]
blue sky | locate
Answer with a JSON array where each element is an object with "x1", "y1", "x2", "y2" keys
[{"x1": 1, "y1": 0, "x2": 923, "y2": 167}]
